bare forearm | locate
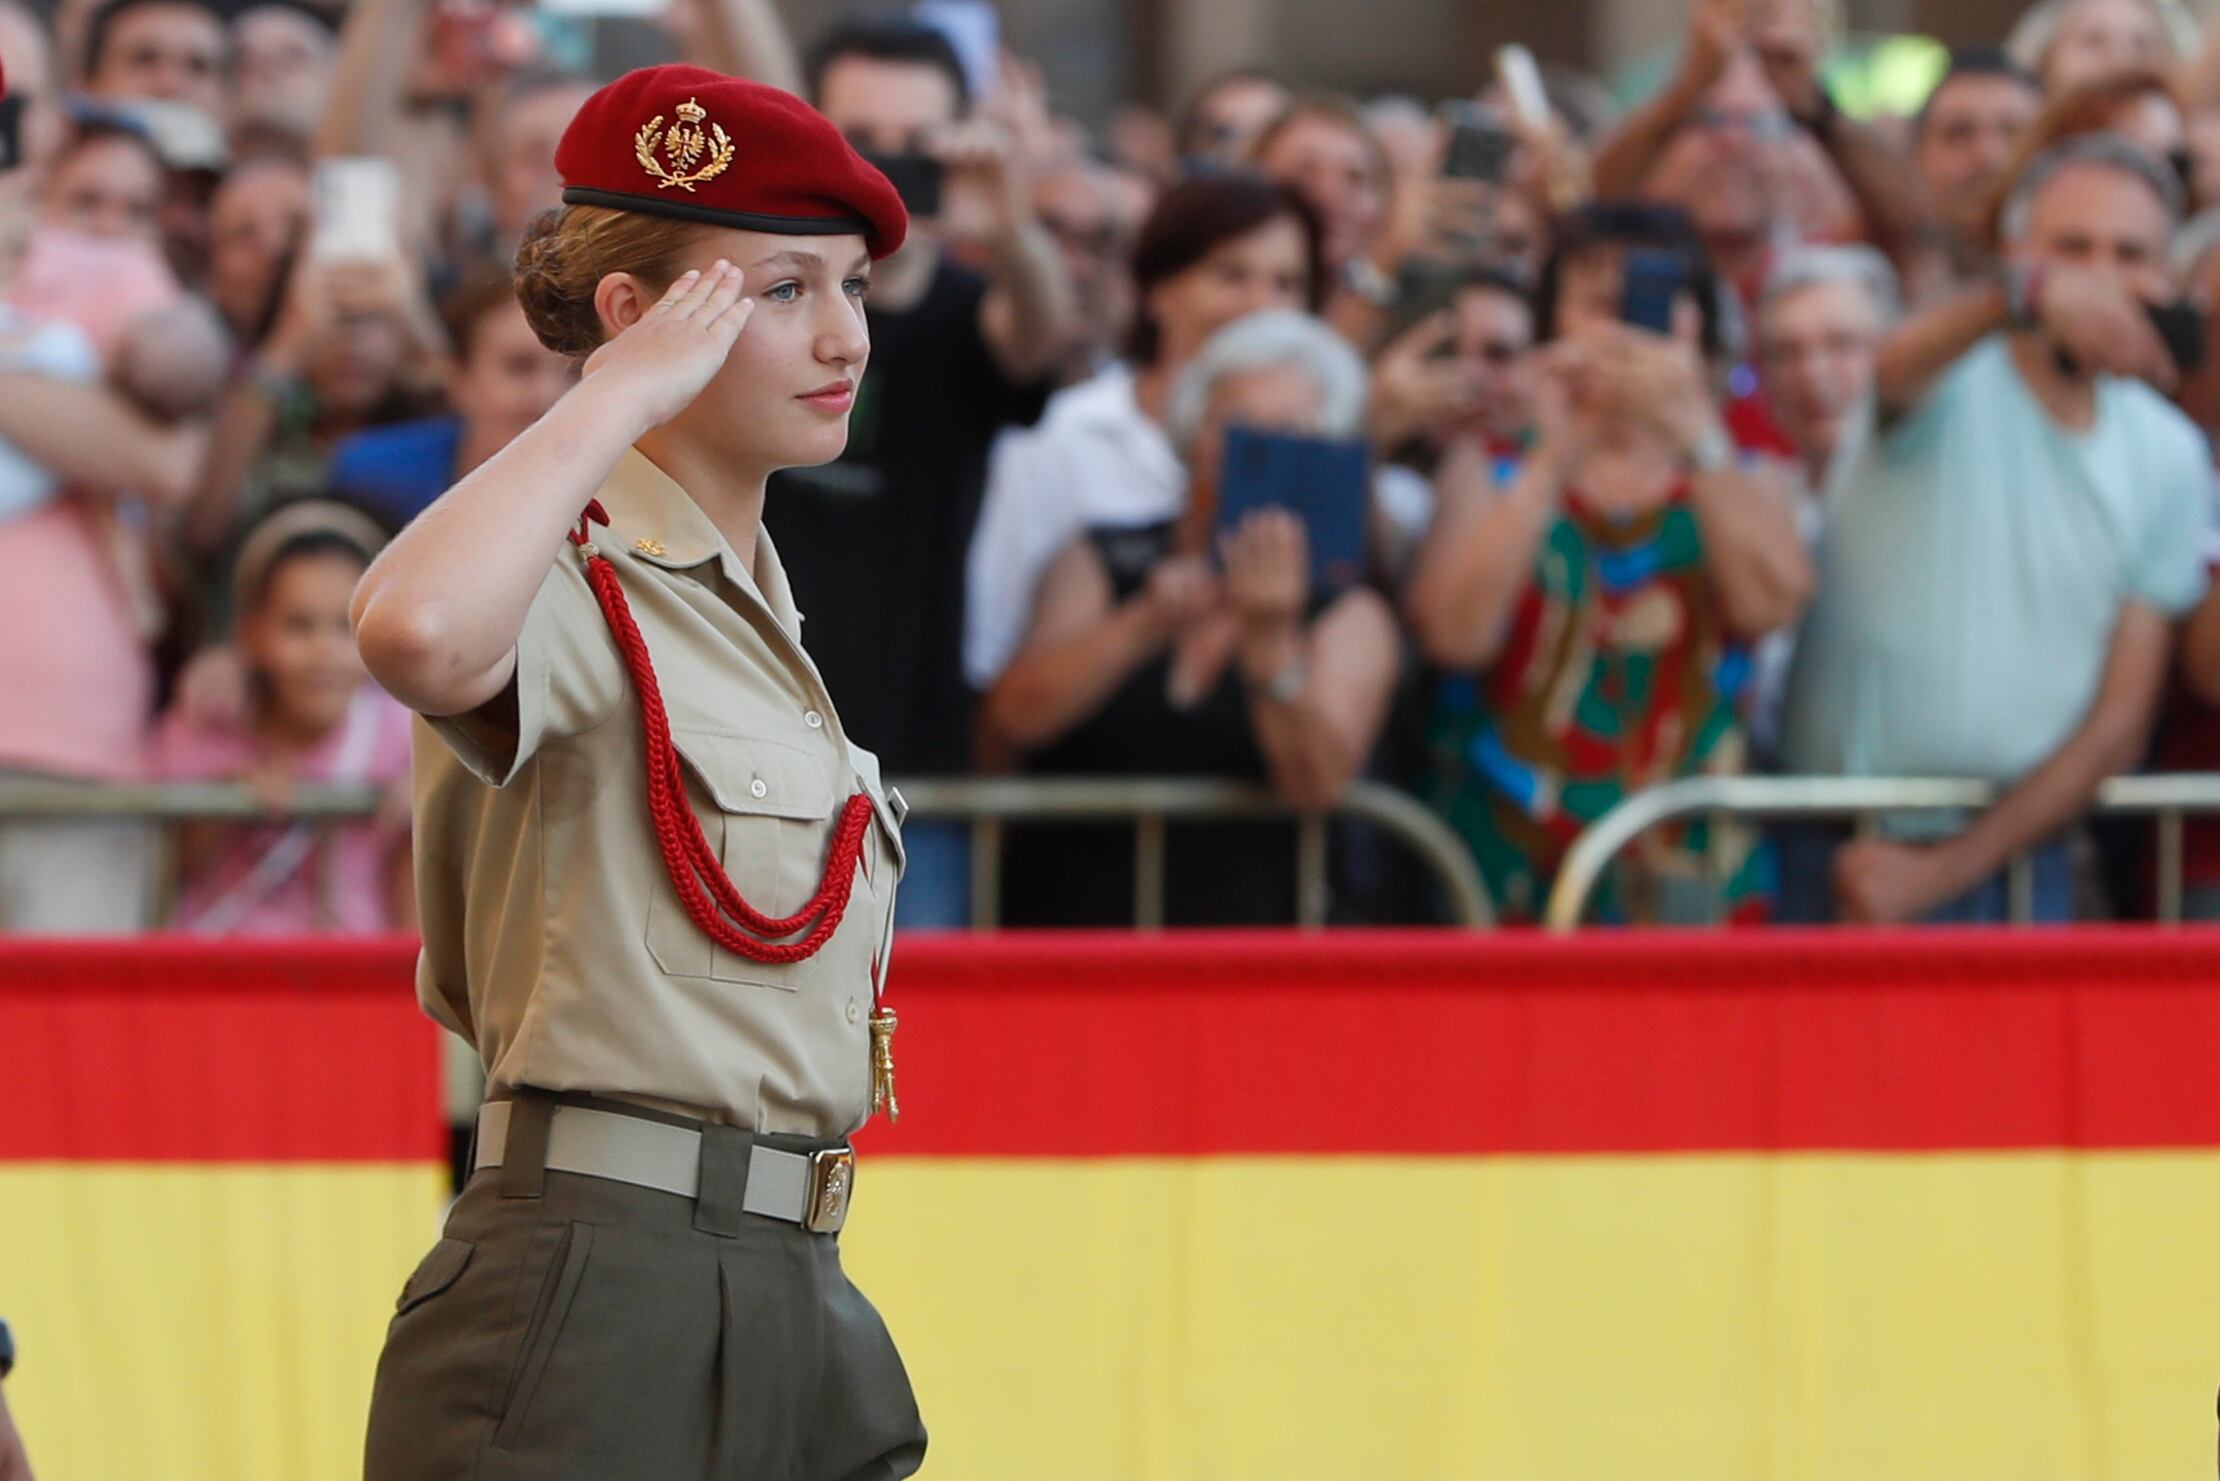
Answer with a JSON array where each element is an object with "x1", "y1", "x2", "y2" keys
[
  {"x1": 1405, "y1": 468, "x2": 1556, "y2": 669},
  {"x1": 691, "y1": 0, "x2": 802, "y2": 93},
  {"x1": 312, "y1": 0, "x2": 424, "y2": 158},
  {"x1": 0, "y1": 374, "x2": 203, "y2": 505},
  {"x1": 183, "y1": 386, "x2": 281, "y2": 554},
  {"x1": 1938, "y1": 609, "x2": 2168, "y2": 894},
  {"x1": 1591, "y1": 70, "x2": 1706, "y2": 198},
  {"x1": 2179, "y1": 588, "x2": 2220, "y2": 705},
  {"x1": 1876, "y1": 277, "x2": 2006, "y2": 414},
  {"x1": 1822, "y1": 116, "x2": 1922, "y2": 261},
  {"x1": 1241, "y1": 629, "x2": 1360, "y2": 810},
  {"x1": 983, "y1": 601, "x2": 1165, "y2": 750},
  {"x1": 981, "y1": 217, "x2": 1075, "y2": 383},
  {"x1": 1939, "y1": 719, "x2": 2143, "y2": 898},
  {"x1": 351, "y1": 378, "x2": 646, "y2": 715},
  {"x1": 1688, "y1": 466, "x2": 1812, "y2": 639}
]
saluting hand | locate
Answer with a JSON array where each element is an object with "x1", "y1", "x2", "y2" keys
[{"x1": 582, "y1": 260, "x2": 756, "y2": 431}]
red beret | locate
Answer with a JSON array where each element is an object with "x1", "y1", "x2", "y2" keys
[{"x1": 556, "y1": 65, "x2": 908, "y2": 259}]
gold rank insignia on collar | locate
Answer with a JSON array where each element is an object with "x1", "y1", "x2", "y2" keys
[
  {"x1": 634, "y1": 537, "x2": 667, "y2": 557},
  {"x1": 634, "y1": 97, "x2": 735, "y2": 193}
]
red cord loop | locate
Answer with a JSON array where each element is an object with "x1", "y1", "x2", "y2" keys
[{"x1": 572, "y1": 508, "x2": 869, "y2": 965}]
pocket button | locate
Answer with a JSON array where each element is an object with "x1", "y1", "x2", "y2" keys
[{"x1": 750, "y1": 778, "x2": 768, "y2": 799}]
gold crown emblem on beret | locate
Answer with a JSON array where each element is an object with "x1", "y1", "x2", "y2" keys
[{"x1": 635, "y1": 97, "x2": 736, "y2": 192}]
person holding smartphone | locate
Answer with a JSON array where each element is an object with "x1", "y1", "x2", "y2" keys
[
  {"x1": 352, "y1": 66, "x2": 922, "y2": 1478},
  {"x1": 981, "y1": 307, "x2": 1399, "y2": 926},
  {"x1": 1406, "y1": 203, "x2": 1811, "y2": 924},
  {"x1": 766, "y1": 16, "x2": 1073, "y2": 930}
]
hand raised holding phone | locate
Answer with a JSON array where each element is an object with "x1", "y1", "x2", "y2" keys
[{"x1": 582, "y1": 261, "x2": 756, "y2": 431}]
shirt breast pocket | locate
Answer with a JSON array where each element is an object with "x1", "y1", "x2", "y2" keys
[{"x1": 644, "y1": 728, "x2": 839, "y2": 989}]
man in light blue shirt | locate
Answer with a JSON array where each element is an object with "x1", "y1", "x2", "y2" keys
[{"x1": 1781, "y1": 134, "x2": 2209, "y2": 923}]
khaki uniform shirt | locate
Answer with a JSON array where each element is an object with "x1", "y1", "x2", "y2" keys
[{"x1": 411, "y1": 448, "x2": 906, "y2": 1138}]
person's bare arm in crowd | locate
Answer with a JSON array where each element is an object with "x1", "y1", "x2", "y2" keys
[
  {"x1": 955, "y1": 64, "x2": 1076, "y2": 383},
  {"x1": 1871, "y1": 273, "x2": 2009, "y2": 416},
  {"x1": 2178, "y1": 580, "x2": 2220, "y2": 706},
  {"x1": 980, "y1": 541, "x2": 1209, "y2": 751},
  {"x1": 353, "y1": 263, "x2": 753, "y2": 717},
  {"x1": 189, "y1": 259, "x2": 447, "y2": 555},
  {"x1": 1590, "y1": 0, "x2": 1741, "y2": 197},
  {"x1": 977, "y1": 211, "x2": 1075, "y2": 383},
  {"x1": 1688, "y1": 461, "x2": 1812, "y2": 638},
  {"x1": 310, "y1": 0, "x2": 424, "y2": 160},
  {"x1": 1875, "y1": 267, "x2": 2176, "y2": 420},
  {"x1": 1226, "y1": 512, "x2": 1400, "y2": 811},
  {"x1": 0, "y1": 375, "x2": 205, "y2": 505},
  {"x1": 1403, "y1": 435, "x2": 1559, "y2": 670},
  {"x1": 685, "y1": 0, "x2": 802, "y2": 94},
  {"x1": 183, "y1": 377, "x2": 286, "y2": 554},
  {"x1": 1751, "y1": 3, "x2": 1922, "y2": 263},
  {"x1": 1836, "y1": 602, "x2": 2171, "y2": 923}
]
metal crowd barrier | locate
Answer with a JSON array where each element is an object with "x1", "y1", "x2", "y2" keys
[
  {"x1": 1542, "y1": 773, "x2": 2220, "y2": 931},
  {"x1": 0, "y1": 773, "x2": 1495, "y2": 931}
]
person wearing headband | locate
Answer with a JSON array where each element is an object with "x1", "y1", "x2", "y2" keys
[
  {"x1": 151, "y1": 499, "x2": 413, "y2": 935},
  {"x1": 353, "y1": 65, "x2": 924, "y2": 1479}
]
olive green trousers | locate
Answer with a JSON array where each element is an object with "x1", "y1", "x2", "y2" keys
[{"x1": 363, "y1": 1092, "x2": 926, "y2": 1480}]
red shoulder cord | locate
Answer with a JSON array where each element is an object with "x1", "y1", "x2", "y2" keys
[{"x1": 569, "y1": 501, "x2": 874, "y2": 965}]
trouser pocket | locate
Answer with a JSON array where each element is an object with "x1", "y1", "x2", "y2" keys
[{"x1": 492, "y1": 1221, "x2": 594, "y2": 1449}]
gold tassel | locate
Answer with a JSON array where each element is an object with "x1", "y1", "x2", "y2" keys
[{"x1": 869, "y1": 1007, "x2": 900, "y2": 1123}]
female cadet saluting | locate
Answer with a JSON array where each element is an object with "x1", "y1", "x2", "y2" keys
[{"x1": 353, "y1": 66, "x2": 925, "y2": 1480}]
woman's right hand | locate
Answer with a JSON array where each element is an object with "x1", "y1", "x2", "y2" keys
[
  {"x1": 580, "y1": 261, "x2": 756, "y2": 431},
  {"x1": 1138, "y1": 554, "x2": 1220, "y2": 636}
]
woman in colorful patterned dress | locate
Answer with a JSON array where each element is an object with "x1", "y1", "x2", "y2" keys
[{"x1": 1405, "y1": 205, "x2": 1813, "y2": 923}]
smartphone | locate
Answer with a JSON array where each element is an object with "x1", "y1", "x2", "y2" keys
[
  {"x1": 0, "y1": 96, "x2": 23, "y2": 175},
  {"x1": 1497, "y1": 45, "x2": 1550, "y2": 131},
  {"x1": 1381, "y1": 257, "x2": 1466, "y2": 354},
  {"x1": 1216, "y1": 425, "x2": 1371, "y2": 596},
  {"x1": 864, "y1": 152, "x2": 944, "y2": 219},
  {"x1": 912, "y1": 0, "x2": 1000, "y2": 102},
  {"x1": 309, "y1": 158, "x2": 402, "y2": 263},
  {"x1": 2146, "y1": 299, "x2": 2207, "y2": 376},
  {"x1": 1438, "y1": 100, "x2": 1518, "y2": 185},
  {"x1": 1620, "y1": 248, "x2": 1686, "y2": 336}
]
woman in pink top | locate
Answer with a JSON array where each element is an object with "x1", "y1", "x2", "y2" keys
[{"x1": 152, "y1": 501, "x2": 415, "y2": 934}]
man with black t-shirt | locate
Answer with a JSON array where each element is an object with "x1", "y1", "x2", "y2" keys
[{"x1": 776, "y1": 18, "x2": 1073, "y2": 925}]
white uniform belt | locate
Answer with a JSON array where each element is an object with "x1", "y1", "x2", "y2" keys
[{"x1": 473, "y1": 1101, "x2": 854, "y2": 1233}]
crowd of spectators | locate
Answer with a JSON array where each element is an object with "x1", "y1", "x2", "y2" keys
[{"x1": 6, "y1": 0, "x2": 2220, "y2": 932}]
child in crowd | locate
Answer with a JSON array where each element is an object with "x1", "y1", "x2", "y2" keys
[
  {"x1": 0, "y1": 294, "x2": 229, "y2": 522},
  {"x1": 150, "y1": 500, "x2": 415, "y2": 934}
]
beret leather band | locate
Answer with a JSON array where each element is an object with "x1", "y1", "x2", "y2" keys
[{"x1": 560, "y1": 186, "x2": 871, "y2": 238}]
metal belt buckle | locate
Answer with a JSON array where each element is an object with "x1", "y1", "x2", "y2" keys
[{"x1": 803, "y1": 1147, "x2": 856, "y2": 1233}]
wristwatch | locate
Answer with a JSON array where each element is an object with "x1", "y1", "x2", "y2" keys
[{"x1": 0, "y1": 1316, "x2": 15, "y2": 1380}]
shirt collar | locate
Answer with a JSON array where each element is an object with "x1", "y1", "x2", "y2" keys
[{"x1": 597, "y1": 446, "x2": 806, "y2": 639}]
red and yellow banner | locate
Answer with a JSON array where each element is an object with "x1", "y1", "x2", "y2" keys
[
  {"x1": 1, "y1": 939, "x2": 446, "y2": 1481},
  {"x1": 7, "y1": 931, "x2": 2220, "y2": 1480}
]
